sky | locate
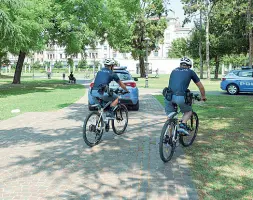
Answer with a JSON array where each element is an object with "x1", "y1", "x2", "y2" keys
[{"x1": 169, "y1": 0, "x2": 193, "y2": 27}]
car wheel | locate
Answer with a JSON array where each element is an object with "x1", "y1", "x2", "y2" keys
[
  {"x1": 132, "y1": 101, "x2": 139, "y2": 111},
  {"x1": 227, "y1": 84, "x2": 239, "y2": 95}
]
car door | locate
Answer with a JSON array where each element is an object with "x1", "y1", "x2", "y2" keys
[{"x1": 238, "y1": 71, "x2": 253, "y2": 91}]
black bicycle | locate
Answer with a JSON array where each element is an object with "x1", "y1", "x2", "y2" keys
[
  {"x1": 159, "y1": 93, "x2": 201, "y2": 162},
  {"x1": 83, "y1": 88, "x2": 129, "y2": 147}
]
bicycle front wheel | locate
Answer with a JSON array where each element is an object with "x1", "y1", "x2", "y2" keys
[
  {"x1": 83, "y1": 112, "x2": 104, "y2": 147},
  {"x1": 180, "y1": 112, "x2": 199, "y2": 147},
  {"x1": 159, "y1": 120, "x2": 176, "y2": 162},
  {"x1": 112, "y1": 104, "x2": 128, "y2": 135}
]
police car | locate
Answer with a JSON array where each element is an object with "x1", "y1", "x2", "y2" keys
[
  {"x1": 88, "y1": 66, "x2": 140, "y2": 110},
  {"x1": 220, "y1": 66, "x2": 253, "y2": 95}
]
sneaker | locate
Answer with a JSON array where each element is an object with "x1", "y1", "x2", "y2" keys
[{"x1": 178, "y1": 123, "x2": 189, "y2": 136}]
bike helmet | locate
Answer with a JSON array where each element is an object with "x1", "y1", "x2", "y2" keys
[
  {"x1": 180, "y1": 56, "x2": 192, "y2": 67},
  {"x1": 104, "y1": 58, "x2": 115, "y2": 66}
]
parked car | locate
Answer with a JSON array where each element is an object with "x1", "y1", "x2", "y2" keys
[
  {"x1": 220, "y1": 66, "x2": 253, "y2": 95},
  {"x1": 88, "y1": 66, "x2": 139, "y2": 110}
]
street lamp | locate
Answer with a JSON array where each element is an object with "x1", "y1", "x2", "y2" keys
[{"x1": 144, "y1": 37, "x2": 150, "y2": 88}]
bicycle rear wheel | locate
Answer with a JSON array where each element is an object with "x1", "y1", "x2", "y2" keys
[
  {"x1": 112, "y1": 104, "x2": 128, "y2": 135},
  {"x1": 83, "y1": 111, "x2": 104, "y2": 147},
  {"x1": 159, "y1": 120, "x2": 176, "y2": 162},
  {"x1": 180, "y1": 112, "x2": 199, "y2": 147}
]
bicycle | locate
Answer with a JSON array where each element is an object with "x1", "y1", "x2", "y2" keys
[
  {"x1": 159, "y1": 93, "x2": 201, "y2": 162},
  {"x1": 83, "y1": 88, "x2": 129, "y2": 147}
]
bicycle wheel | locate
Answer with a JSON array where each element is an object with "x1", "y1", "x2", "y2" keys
[
  {"x1": 159, "y1": 120, "x2": 176, "y2": 162},
  {"x1": 83, "y1": 111, "x2": 104, "y2": 147},
  {"x1": 180, "y1": 112, "x2": 199, "y2": 147},
  {"x1": 112, "y1": 104, "x2": 128, "y2": 135}
]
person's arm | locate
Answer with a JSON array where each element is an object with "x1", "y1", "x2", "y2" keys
[
  {"x1": 195, "y1": 81, "x2": 207, "y2": 101},
  {"x1": 191, "y1": 70, "x2": 206, "y2": 101},
  {"x1": 112, "y1": 73, "x2": 129, "y2": 93},
  {"x1": 118, "y1": 80, "x2": 129, "y2": 93}
]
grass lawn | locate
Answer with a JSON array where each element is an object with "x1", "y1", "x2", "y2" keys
[
  {"x1": 155, "y1": 95, "x2": 253, "y2": 200},
  {"x1": 133, "y1": 74, "x2": 222, "y2": 92},
  {"x1": 0, "y1": 77, "x2": 85, "y2": 120}
]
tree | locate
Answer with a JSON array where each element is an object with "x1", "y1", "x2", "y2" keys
[
  {"x1": 168, "y1": 38, "x2": 189, "y2": 58},
  {"x1": 103, "y1": 0, "x2": 169, "y2": 77},
  {"x1": 0, "y1": 0, "x2": 52, "y2": 84},
  {"x1": 0, "y1": 51, "x2": 10, "y2": 75},
  {"x1": 181, "y1": 0, "x2": 217, "y2": 79},
  {"x1": 54, "y1": 61, "x2": 63, "y2": 68}
]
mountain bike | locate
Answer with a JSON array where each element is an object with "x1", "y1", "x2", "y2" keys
[
  {"x1": 83, "y1": 88, "x2": 129, "y2": 147},
  {"x1": 159, "y1": 93, "x2": 201, "y2": 162}
]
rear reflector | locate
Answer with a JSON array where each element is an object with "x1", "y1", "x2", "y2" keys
[
  {"x1": 221, "y1": 78, "x2": 226, "y2": 81},
  {"x1": 90, "y1": 82, "x2": 94, "y2": 88},
  {"x1": 125, "y1": 82, "x2": 136, "y2": 88}
]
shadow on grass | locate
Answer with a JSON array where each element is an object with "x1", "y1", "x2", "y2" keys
[
  {"x1": 0, "y1": 80, "x2": 84, "y2": 98},
  {"x1": 155, "y1": 94, "x2": 253, "y2": 199}
]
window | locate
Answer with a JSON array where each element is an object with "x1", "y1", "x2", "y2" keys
[
  {"x1": 104, "y1": 45, "x2": 107, "y2": 50},
  {"x1": 153, "y1": 51, "x2": 158, "y2": 57},
  {"x1": 40, "y1": 51, "x2": 43, "y2": 55},
  {"x1": 113, "y1": 53, "x2": 117, "y2": 58},
  {"x1": 41, "y1": 58, "x2": 43, "y2": 62},
  {"x1": 50, "y1": 54, "x2": 52, "y2": 59},
  {"x1": 239, "y1": 71, "x2": 253, "y2": 77},
  {"x1": 60, "y1": 54, "x2": 62, "y2": 59},
  {"x1": 116, "y1": 72, "x2": 131, "y2": 81},
  {"x1": 53, "y1": 54, "x2": 55, "y2": 59}
]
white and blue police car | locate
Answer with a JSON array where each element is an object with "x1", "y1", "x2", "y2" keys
[{"x1": 220, "y1": 66, "x2": 253, "y2": 95}]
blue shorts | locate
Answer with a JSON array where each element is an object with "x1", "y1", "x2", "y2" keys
[
  {"x1": 165, "y1": 95, "x2": 192, "y2": 115},
  {"x1": 91, "y1": 90, "x2": 118, "y2": 103}
]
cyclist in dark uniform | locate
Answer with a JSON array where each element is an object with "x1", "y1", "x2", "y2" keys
[
  {"x1": 91, "y1": 58, "x2": 129, "y2": 118},
  {"x1": 165, "y1": 57, "x2": 206, "y2": 136}
]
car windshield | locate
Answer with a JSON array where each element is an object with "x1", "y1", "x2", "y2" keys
[{"x1": 116, "y1": 72, "x2": 132, "y2": 81}]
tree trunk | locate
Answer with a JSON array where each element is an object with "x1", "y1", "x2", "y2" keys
[
  {"x1": 12, "y1": 51, "x2": 26, "y2": 84},
  {"x1": 139, "y1": 55, "x2": 145, "y2": 77},
  {"x1": 199, "y1": 10, "x2": 203, "y2": 79},
  {"x1": 206, "y1": 0, "x2": 211, "y2": 80},
  {"x1": 214, "y1": 55, "x2": 219, "y2": 79}
]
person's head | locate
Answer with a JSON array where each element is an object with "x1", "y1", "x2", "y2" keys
[
  {"x1": 179, "y1": 57, "x2": 192, "y2": 68},
  {"x1": 70, "y1": 71, "x2": 73, "y2": 74},
  {"x1": 104, "y1": 58, "x2": 115, "y2": 70}
]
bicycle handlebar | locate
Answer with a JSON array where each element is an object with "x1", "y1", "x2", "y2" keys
[{"x1": 193, "y1": 93, "x2": 207, "y2": 102}]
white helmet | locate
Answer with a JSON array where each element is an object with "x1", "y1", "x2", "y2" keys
[
  {"x1": 180, "y1": 57, "x2": 192, "y2": 67},
  {"x1": 104, "y1": 58, "x2": 115, "y2": 66}
]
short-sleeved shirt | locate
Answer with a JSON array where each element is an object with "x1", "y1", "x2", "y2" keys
[
  {"x1": 168, "y1": 67, "x2": 200, "y2": 95},
  {"x1": 93, "y1": 67, "x2": 120, "y2": 89}
]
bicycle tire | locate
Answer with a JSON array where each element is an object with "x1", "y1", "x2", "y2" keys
[
  {"x1": 159, "y1": 120, "x2": 176, "y2": 162},
  {"x1": 180, "y1": 112, "x2": 199, "y2": 147},
  {"x1": 83, "y1": 111, "x2": 104, "y2": 147},
  {"x1": 112, "y1": 104, "x2": 128, "y2": 135}
]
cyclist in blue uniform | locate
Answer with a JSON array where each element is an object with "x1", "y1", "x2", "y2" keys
[
  {"x1": 165, "y1": 57, "x2": 207, "y2": 136},
  {"x1": 91, "y1": 58, "x2": 129, "y2": 118}
]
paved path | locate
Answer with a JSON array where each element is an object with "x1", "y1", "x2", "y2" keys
[{"x1": 0, "y1": 93, "x2": 198, "y2": 200}]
